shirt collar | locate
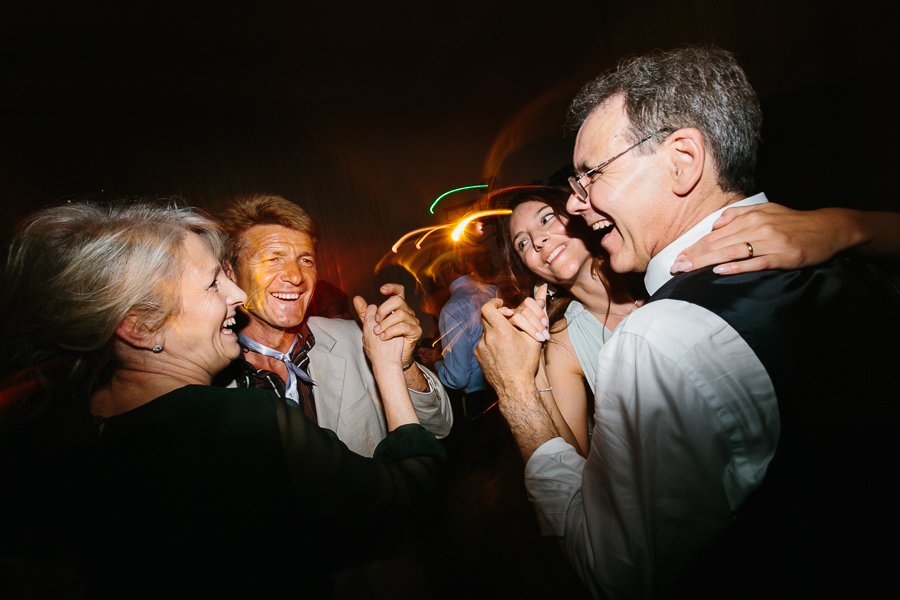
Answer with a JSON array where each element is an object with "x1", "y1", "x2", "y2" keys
[
  {"x1": 644, "y1": 193, "x2": 768, "y2": 295},
  {"x1": 238, "y1": 321, "x2": 316, "y2": 370}
]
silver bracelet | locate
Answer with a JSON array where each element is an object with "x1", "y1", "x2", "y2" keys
[
  {"x1": 402, "y1": 357, "x2": 416, "y2": 371},
  {"x1": 537, "y1": 387, "x2": 552, "y2": 393}
]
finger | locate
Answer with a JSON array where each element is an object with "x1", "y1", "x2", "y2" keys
[
  {"x1": 374, "y1": 294, "x2": 412, "y2": 324},
  {"x1": 711, "y1": 204, "x2": 756, "y2": 230},
  {"x1": 374, "y1": 305, "x2": 419, "y2": 335},
  {"x1": 673, "y1": 238, "x2": 760, "y2": 273},
  {"x1": 534, "y1": 283, "x2": 549, "y2": 310},
  {"x1": 711, "y1": 256, "x2": 776, "y2": 276},
  {"x1": 352, "y1": 296, "x2": 369, "y2": 321},
  {"x1": 520, "y1": 297, "x2": 550, "y2": 328},
  {"x1": 508, "y1": 311, "x2": 548, "y2": 343},
  {"x1": 479, "y1": 298, "x2": 508, "y2": 329},
  {"x1": 380, "y1": 283, "x2": 405, "y2": 299},
  {"x1": 364, "y1": 302, "x2": 378, "y2": 323},
  {"x1": 376, "y1": 320, "x2": 421, "y2": 342}
]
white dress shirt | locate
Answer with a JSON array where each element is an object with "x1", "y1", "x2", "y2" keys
[{"x1": 525, "y1": 194, "x2": 780, "y2": 598}]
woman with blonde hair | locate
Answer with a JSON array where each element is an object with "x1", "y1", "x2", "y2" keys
[{"x1": 2, "y1": 201, "x2": 445, "y2": 598}]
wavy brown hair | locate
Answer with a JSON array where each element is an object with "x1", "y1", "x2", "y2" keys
[{"x1": 495, "y1": 186, "x2": 612, "y2": 328}]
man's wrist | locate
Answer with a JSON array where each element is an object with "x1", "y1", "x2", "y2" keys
[{"x1": 403, "y1": 361, "x2": 430, "y2": 392}]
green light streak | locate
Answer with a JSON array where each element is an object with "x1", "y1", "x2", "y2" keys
[{"x1": 429, "y1": 184, "x2": 489, "y2": 214}]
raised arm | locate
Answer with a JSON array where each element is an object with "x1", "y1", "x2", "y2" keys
[
  {"x1": 671, "y1": 203, "x2": 900, "y2": 276},
  {"x1": 370, "y1": 283, "x2": 430, "y2": 392},
  {"x1": 353, "y1": 295, "x2": 417, "y2": 430},
  {"x1": 371, "y1": 283, "x2": 453, "y2": 437}
]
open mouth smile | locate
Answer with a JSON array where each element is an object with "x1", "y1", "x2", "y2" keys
[
  {"x1": 545, "y1": 243, "x2": 567, "y2": 266},
  {"x1": 221, "y1": 316, "x2": 237, "y2": 334},
  {"x1": 270, "y1": 292, "x2": 300, "y2": 300}
]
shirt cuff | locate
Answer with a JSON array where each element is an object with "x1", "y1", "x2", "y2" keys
[{"x1": 408, "y1": 363, "x2": 434, "y2": 394}]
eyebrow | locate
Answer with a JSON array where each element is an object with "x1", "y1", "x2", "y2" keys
[
  {"x1": 206, "y1": 264, "x2": 220, "y2": 281},
  {"x1": 512, "y1": 206, "x2": 552, "y2": 245}
]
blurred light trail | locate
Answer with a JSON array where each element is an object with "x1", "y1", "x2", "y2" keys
[
  {"x1": 391, "y1": 224, "x2": 451, "y2": 253},
  {"x1": 450, "y1": 209, "x2": 511, "y2": 241},
  {"x1": 429, "y1": 184, "x2": 488, "y2": 214}
]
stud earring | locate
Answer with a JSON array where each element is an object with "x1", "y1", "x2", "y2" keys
[{"x1": 152, "y1": 344, "x2": 163, "y2": 353}]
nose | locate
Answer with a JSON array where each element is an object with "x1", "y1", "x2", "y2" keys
[
  {"x1": 281, "y1": 261, "x2": 304, "y2": 286},
  {"x1": 533, "y1": 232, "x2": 549, "y2": 250},
  {"x1": 224, "y1": 276, "x2": 248, "y2": 306},
  {"x1": 566, "y1": 191, "x2": 589, "y2": 216}
]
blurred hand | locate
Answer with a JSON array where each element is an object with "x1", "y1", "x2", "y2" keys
[
  {"x1": 671, "y1": 203, "x2": 852, "y2": 276},
  {"x1": 416, "y1": 347, "x2": 440, "y2": 371},
  {"x1": 371, "y1": 283, "x2": 421, "y2": 367}
]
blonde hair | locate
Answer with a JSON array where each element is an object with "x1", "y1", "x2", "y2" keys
[
  {"x1": 219, "y1": 194, "x2": 320, "y2": 273},
  {"x1": 2, "y1": 201, "x2": 224, "y2": 397}
]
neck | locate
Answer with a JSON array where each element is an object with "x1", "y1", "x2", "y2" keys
[
  {"x1": 90, "y1": 368, "x2": 193, "y2": 418},
  {"x1": 237, "y1": 320, "x2": 298, "y2": 380},
  {"x1": 238, "y1": 317, "x2": 298, "y2": 354},
  {"x1": 653, "y1": 188, "x2": 745, "y2": 260},
  {"x1": 564, "y1": 258, "x2": 648, "y2": 331}
]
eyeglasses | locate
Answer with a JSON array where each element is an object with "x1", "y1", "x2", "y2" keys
[{"x1": 568, "y1": 129, "x2": 668, "y2": 201}]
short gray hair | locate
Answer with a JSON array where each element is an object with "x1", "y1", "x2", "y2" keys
[
  {"x1": 2, "y1": 201, "x2": 224, "y2": 396},
  {"x1": 568, "y1": 45, "x2": 762, "y2": 196}
]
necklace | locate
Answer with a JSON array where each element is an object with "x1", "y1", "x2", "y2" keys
[{"x1": 605, "y1": 299, "x2": 640, "y2": 317}]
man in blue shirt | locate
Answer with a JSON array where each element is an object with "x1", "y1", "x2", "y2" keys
[{"x1": 433, "y1": 249, "x2": 498, "y2": 418}]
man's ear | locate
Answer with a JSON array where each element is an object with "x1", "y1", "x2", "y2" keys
[
  {"x1": 224, "y1": 260, "x2": 237, "y2": 283},
  {"x1": 115, "y1": 312, "x2": 158, "y2": 350},
  {"x1": 666, "y1": 128, "x2": 705, "y2": 196}
]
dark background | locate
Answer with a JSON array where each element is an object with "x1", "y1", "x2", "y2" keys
[{"x1": 2, "y1": 0, "x2": 897, "y2": 312}]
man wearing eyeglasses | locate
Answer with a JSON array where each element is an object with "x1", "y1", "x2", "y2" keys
[{"x1": 476, "y1": 46, "x2": 898, "y2": 598}]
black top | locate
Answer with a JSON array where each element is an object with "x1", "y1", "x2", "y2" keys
[
  {"x1": 652, "y1": 258, "x2": 900, "y2": 597},
  {"x1": 87, "y1": 385, "x2": 445, "y2": 599}
]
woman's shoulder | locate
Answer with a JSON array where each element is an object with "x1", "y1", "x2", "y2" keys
[
  {"x1": 546, "y1": 324, "x2": 579, "y2": 368},
  {"x1": 563, "y1": 299, "x2": 586, "y2": 320}
]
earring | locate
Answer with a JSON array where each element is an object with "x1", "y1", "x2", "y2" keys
[{"x1": 152, "y1": 344, "x2": 163, "y2": 353}]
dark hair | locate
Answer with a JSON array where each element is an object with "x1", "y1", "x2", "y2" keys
[
  {"x1": 567, "y1": 45, "x2": 762, "y2": 196},
  {"x1": 495, "y1": 186, "x2": 611, "y2": 327}
]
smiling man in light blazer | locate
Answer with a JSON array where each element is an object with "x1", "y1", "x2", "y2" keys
[{"x1": 217, "y1": 193, "x2": 452, "y2": 456}]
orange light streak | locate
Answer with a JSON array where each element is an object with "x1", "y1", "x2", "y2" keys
[
  {"x1": 414, "y1": 227, "x2": 443, "y2": 249},
  {"x1": 450, "y1": 209, "x2": 511, "y2": 241},
  {"x1": 391, "y1": 225, "x2": 451, "y2": 253}
]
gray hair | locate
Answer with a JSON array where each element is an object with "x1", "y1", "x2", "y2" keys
[
  {"x1": 2, "y1": 201, "x2": 224, "y2": 396},
  {"x1": 568, "y1": 45, "x2": 762, "y2": 196}
]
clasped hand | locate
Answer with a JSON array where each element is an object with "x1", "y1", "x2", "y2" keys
[{"x1": 474, "y1": 285, "x2": 548, "y2": 396}]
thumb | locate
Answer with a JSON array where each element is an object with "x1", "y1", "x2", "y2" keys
[
  {"x1": 352, "y1": 296, "x2": 368, "y2": 321},
  {"x1": 535, "y1": 283, "x2": 549, "y2": 310}
]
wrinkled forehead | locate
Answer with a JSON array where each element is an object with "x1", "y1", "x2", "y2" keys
[{"x1": 238, "y1": 224, "x2": 315, "y2": 259}]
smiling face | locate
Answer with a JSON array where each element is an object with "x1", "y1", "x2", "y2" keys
[
  {"x1": 508, "y1": 200, "x2": 593, "y2": 286},
  {"x1": 159, "y1": 232, "x2": 247, "y2": 379},
  {"x1": 230, "y1": 224, "x2": 317, "y2": 344},
  {"x1": 566, "y1": 96, "x2": 670, "y2": 274}
]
